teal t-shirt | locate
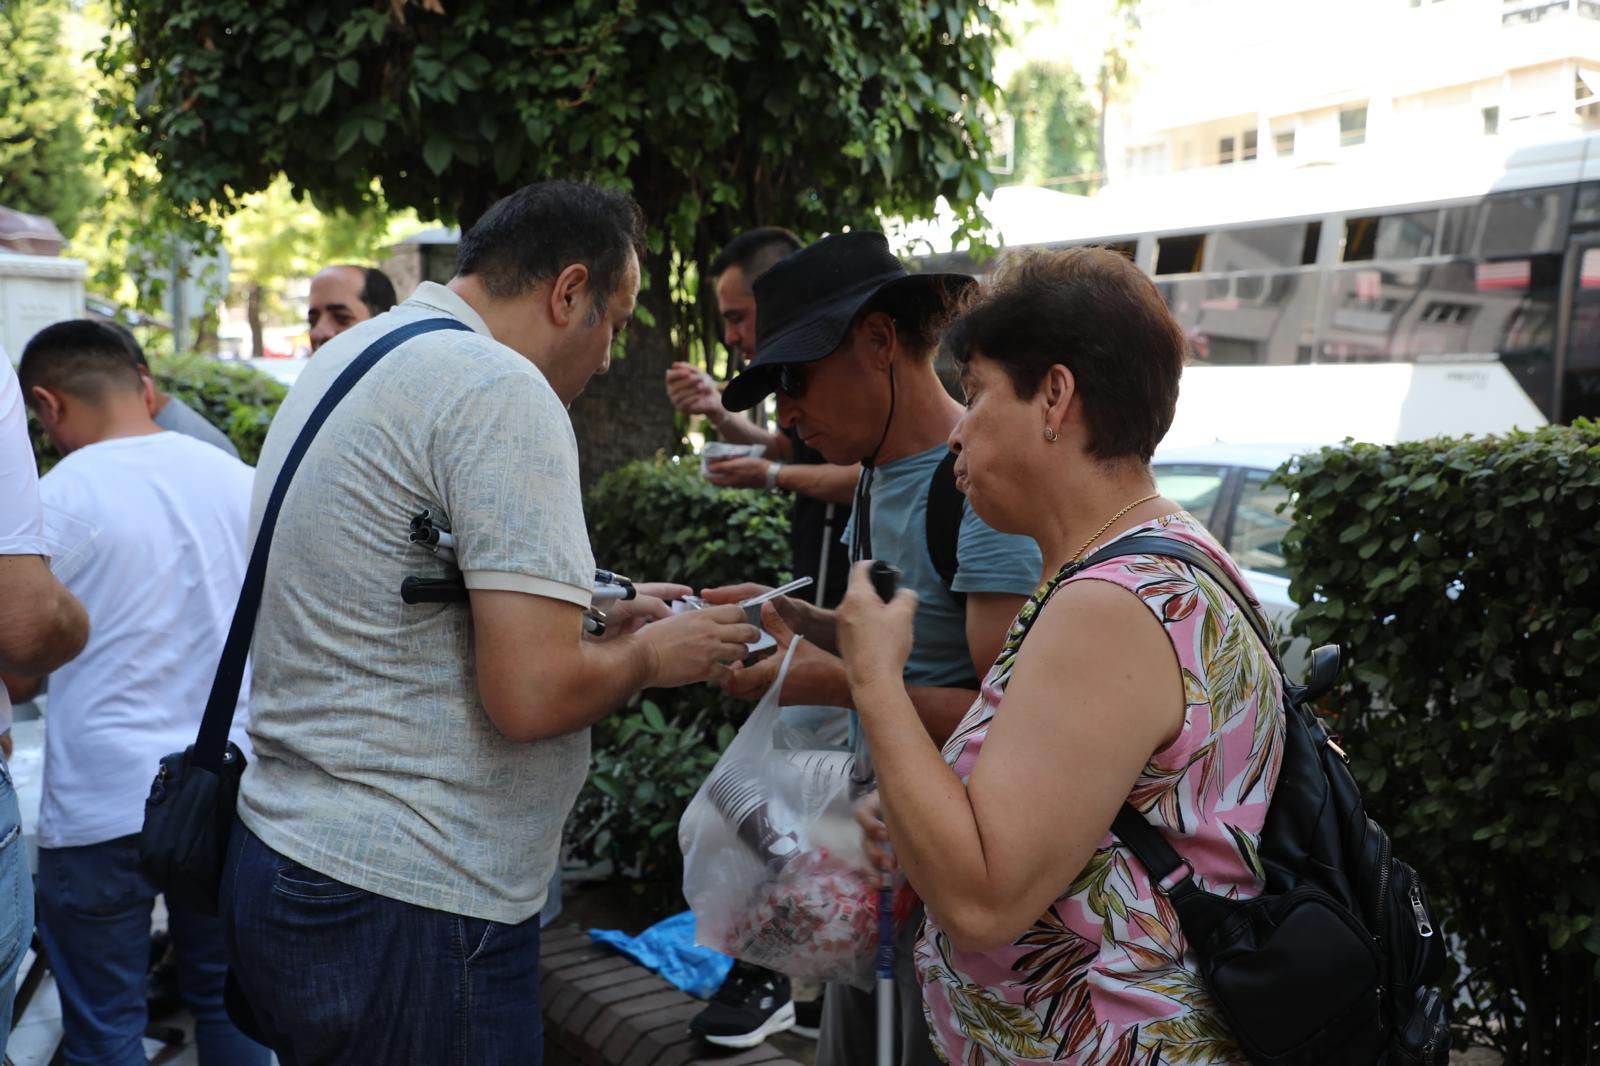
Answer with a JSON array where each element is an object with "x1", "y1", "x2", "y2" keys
[{"x1": 842, "y1": 444, "x2": 1043, "y2": 689}]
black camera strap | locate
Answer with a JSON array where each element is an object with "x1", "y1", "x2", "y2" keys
[{"x1": 190, "y1": 317, "x2": 472, "y2": 772}]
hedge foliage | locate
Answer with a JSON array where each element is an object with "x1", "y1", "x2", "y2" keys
[
  {"x1": 31, "y1": 353, "x2": 286, "y2": 471},
  {"x1": 1276, "y1": 422, "x2": 1600, "y2": 1062},
  {"x1": 571, "y1": 457, "x2": 793, "y2": 898}
]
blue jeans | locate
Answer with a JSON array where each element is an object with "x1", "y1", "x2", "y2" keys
[
  {"x1": 34, "y1": 833, "x2": 270, "y2": 1066},
  {"x1": 0, "y1": 759, "x2": 34, "y2": 1061},
  {"x1": 222, "y1": 818, "x2": 544, "y2": 1065}
]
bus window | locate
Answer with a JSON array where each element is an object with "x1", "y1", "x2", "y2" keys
[
  {"x1": 1156, "y1": 233, "x2": 1207, "y2": 275},
  {"x1": 1374, "y1": 210, "x2": 1441, "y2": 260},
  {"x1": 1437, "y1": 202, "x2": 1482, "y2": 256},
  {"x1": 1476, "y1": 187, "x2": 1570, "y2": 257},
  {"x1": 1343, "y1": 216, "x2": 1379, "y2": 262},
  {"x1": 1573, "y1": 182, "x2": 1600, "y2": 227},
  {"x1": 1162, "y1": 273, "x2": 1318, "y2": 366},
  {"x1": 1207, "y1": 223, "x2": 1312, "y2": 273},
  {"x1": 1564, "y1": 248, "x2": 1600, "y2": 421}
]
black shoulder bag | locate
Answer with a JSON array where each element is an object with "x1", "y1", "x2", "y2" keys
[
  {"x1": 138, "y1": 317, "x2": 471, "y2": 916},
  {"x1": 1068, "y1": 534, "x2": 1450, "y2": 1065}
]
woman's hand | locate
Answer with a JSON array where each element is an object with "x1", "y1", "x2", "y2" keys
[
  {"x1": 836, "y1": 560, "x2": 917, "y2": 694},
  {"x1": 855, "y1": 791, "x2": 896, "y2": 874}
]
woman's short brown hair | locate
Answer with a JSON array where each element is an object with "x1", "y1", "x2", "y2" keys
[{"x1": 941, "y1": 247, "x2": 1187, "y2": 463}]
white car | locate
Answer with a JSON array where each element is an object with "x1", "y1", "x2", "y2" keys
[{"x1": 1151, "y1": 442, "x2": 1312, "y2": 674}]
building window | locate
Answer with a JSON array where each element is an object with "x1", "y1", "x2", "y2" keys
[
  {"x1": 1275, "y1": 129, "x2": 1295, "y2": 156},
  {"x1": 1483, "y1": 105, "x2": 1500, "y2": 134},
  {"x1": 1218, "y1": 136, "x2": 1235, "y2": 165},
  {"x1": 1242, "y1": 129, "x2": 1258, "y2": 162},
  {"x1": 1340, "y1": 105, "x2": 1368, "y2": 147}
]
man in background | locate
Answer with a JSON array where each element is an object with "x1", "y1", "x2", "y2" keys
[
  {"x1": 308, "y1": 263, "x2": 397, "y2": 352},
  {"x1": 106, "y1": 322, "x2": 240, "y2": 457},
  {"x1": 666, "y1": 227, "x2": 858, "y2": 609},
  {"x1": 7, "y1": 320, "x2": 267, "y2": 1065},
  {"x1": 0, "y1": 343, "x2": 89, "y2": 1060}
]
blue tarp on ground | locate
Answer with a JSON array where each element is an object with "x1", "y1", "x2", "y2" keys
[{"x1": 589, "y1": 911, "x2": 733, "y2": 1000}]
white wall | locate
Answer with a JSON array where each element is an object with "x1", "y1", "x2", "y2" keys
[{"x1": 0, "y1": 255, "x2": 85, "y2": 363}]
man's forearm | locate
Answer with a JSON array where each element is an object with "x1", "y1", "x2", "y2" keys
[
  {"x1": 0, "y1": 560, "x2": 89, "y2": 676},
  {"x1": 776, "y1": 462, "x2": 860, "y2": 506},
  {"x1": 476, "y1": 627, "x2": 652, "y2": 742},
  {"x1": 707, "y1": 409, "x2": 781, "y2": 452}
]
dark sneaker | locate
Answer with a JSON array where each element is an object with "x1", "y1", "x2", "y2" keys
[
  {"x1": 791, "y1": 996, "x2": 822, "y2": 1040},
  {"x1": 689, "y1": 962, "x2": 796, "y2": 1048}
]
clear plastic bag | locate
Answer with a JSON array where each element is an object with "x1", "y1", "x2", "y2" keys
[{"x1": 679, "y1": 638, "x2": 878, "y2": 988}]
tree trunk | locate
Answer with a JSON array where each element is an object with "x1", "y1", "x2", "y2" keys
[
  {"x1": 247, "y1": 282, "x2": 265, "y2": 361},
  {"x1": 567, "y1": 248, "x2": 679, "y2": 492}
]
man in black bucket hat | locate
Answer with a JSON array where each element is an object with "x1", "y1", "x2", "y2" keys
[{"x1": 705, "y1": 231, "x2": 1042, "y2": 1066}]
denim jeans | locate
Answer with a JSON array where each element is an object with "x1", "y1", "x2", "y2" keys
[
  {"x1": 34, "y1": 833, "x2": 270, "y2": 1066},
  {"x1": 222, "y1": 818, "x2": 544, "y2": 1065},
  {"x1": 0, "y1": 759, "x2": 34, "y2": 1061}
]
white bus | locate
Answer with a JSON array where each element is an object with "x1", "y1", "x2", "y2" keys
[{"x1": 925, "y1": 132, "x2": 1600, "y2": 446}]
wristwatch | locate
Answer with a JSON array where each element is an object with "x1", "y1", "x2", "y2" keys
[{"x1": 766, "y1": 461, "x2": 785, "y2": 491}]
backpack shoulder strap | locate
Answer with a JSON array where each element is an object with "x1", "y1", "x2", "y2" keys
[
  {"x1": 190, "y1": 317, "x2": 472, "y2": 771},
  {"x1": 925, "y1": 449, "x2": 965, "y2": 605},
  {"x1": 1080, "y1": 533, "x2": 1290, "y2": 908}
]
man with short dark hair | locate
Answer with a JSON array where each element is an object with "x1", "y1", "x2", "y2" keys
[
  {"x1": 106, "y1": 321, "x2": 241, "y2": 457},
  {"x1": 307, "y1": 263, "x2": 398, "y2": 352},
  {"x1": 713, "y1": 231, "x2": 1045, "y2": 1066},
  {"x1": 7, "y1": 319, "x2": 267, "y2": 1066},
  {"x1": 666, "y1": 227, "x2": 858, "y2": 607},
  {"x1": 224, "y1": 180, "x2": 757, "y2": 1063}
]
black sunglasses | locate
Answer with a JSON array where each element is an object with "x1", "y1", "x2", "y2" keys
[{"x1": 776, "y1": 362, "x2": 809, "y2": 399}]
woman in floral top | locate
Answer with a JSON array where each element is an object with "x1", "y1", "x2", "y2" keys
[{"x1": 834, "y1": 248, "x2": 1284, "y2": 1065}]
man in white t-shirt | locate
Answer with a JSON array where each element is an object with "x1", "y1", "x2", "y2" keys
[
  {"x1": 5, "y1": 321, "x2": 269, "y2": 1065},
  {"x1": 0, "y1": 347, "x2": 88, "y2": 1061}
]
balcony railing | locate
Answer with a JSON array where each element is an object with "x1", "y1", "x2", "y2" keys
[{"x1": 1502, "y1": 0, "x2": 1600, "y2": 25}]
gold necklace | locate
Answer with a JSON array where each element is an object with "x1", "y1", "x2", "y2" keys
[{"x1": 1072, "y1": 492, "x2": 1161, "y2": 562}]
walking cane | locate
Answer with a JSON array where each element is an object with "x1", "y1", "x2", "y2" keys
[
  {"x1": 866, "y1": 561, "x2": 901, "y2": 1066},
  {"x1": 815, "y1": 502, "x2": 837, "y2": 606}
]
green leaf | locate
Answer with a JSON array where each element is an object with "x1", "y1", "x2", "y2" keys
[
  {"x1": 422, "y1": 133, "x2": 453, "y2": 175},
  {"x1": 333, "y1": 120, "x2": 361, "y2": 157},
  {"x1": 336, "y1": 60, "x2": 360, "y2": 87},
  {"x1": 706, "y1": 34, "x2": 732, "y2": 58},
  {"x1": 304, "y1": 68, "x2": 335, "y2": 115},
  {"x1": 934, "y1": 83, "x2": 963, "y2": 112},
  {"x1": 641, "y1": 701, "x2": 666, "y2": 730}
]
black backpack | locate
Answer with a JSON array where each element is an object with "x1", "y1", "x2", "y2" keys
[
  {"x1": 925, "y1": 450, "x2": 965, "y2": 606},
  {"x1": 1072, "y1": 534, "x2": 1451, "y2": 1065}
]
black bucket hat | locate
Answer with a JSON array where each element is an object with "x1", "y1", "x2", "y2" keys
[{"x1": 720, "y1": 231, "x2": 976, "y2": 412}]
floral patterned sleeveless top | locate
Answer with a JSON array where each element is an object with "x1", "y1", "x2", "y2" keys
[{"x1": 915, "y1": 512, "x2": 1285, "y2": 1066}]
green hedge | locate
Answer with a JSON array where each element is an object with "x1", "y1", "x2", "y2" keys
[
  {"x1": 571, "y1": 457, "x2": 792, "y2": 901},
  {"x1": 154, "y1": 353, "x2": 287, "y2": 465},
  {"x1": 30, "y1": 353, "x2": 286, "y2": 470},
  {"x1": 1276, "y1": 422, "x2": 1600, "y2": 1061}
]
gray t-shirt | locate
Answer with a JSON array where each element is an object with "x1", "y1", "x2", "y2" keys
[
  {"x1": 843, "y1": 445, "x2": 1042, "y2": 687},
  {"x1": 154, "y1": 395, "x2": 239, "y2": 457},
  {"x1": 236, "y1": 282, "x2": 595, "y2": 924}
]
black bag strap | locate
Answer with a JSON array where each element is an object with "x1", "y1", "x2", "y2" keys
[
  {"x1": 1073, "y1": 533, "x2": 1286, "y2": 899},
  {"x1": 924, "y1": 449, "x2": 965, "y2": 605},
  {"x1": 190, "y1": 317, "x2": 471, "y2": 771}
]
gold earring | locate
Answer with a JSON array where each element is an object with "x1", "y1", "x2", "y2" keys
[{"x1": 1043, "y1": 426, "x2": 1058, "y2": 443}]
